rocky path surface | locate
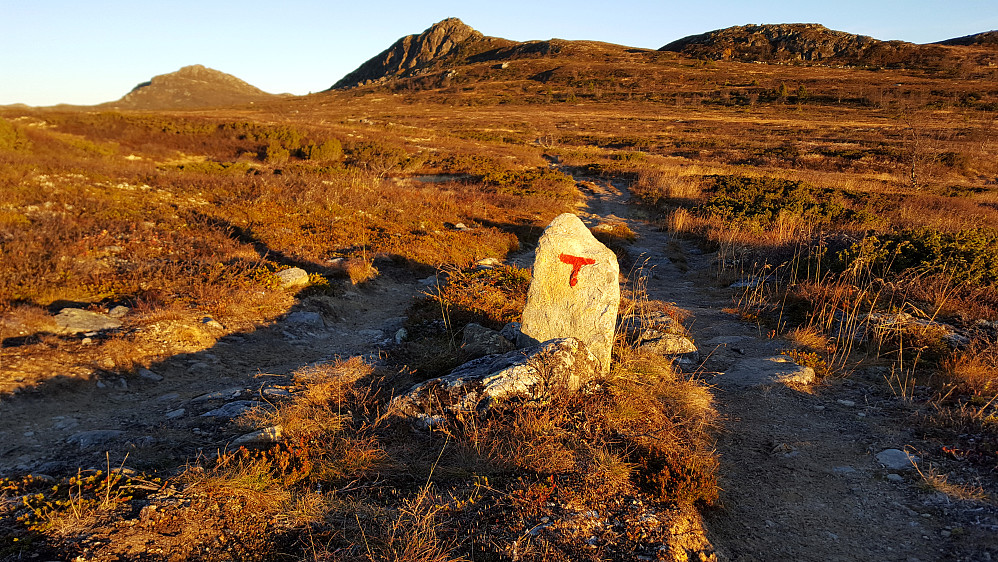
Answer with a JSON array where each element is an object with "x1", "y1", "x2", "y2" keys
[
  {"x1": 572, "y1": 175, "x2": 998, "y2": 561},
  {"x1": 0, "y1": 276, "x2": 420, "y2": 476}
]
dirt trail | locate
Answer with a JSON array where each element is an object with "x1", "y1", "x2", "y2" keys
[
  {"x1": 0, "y1": 275, "x2": 420, "y2": 476},
  {"x1": 572, "y1": 175, "x2": 998, "y2": 561}
]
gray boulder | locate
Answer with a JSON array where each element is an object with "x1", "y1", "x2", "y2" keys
[
  {"x1": 520, "y1": 214, "x2": 620, "y2": 374},
  {"x1": 499, "y1": 321, "x2": 522, "y2": 343},
  {"x1": 275, "y1": 267, "x2": 310, "y2": 289},
  {"x1": 461, "y1": 322, "x2": 514, "y2": 360},
  {"x1": 394, "y1": 337, "x2": 598, "y2": 426},
  {"x1": 621, "y1": 310, "x2": 684, "y2": 341},
  {"x1": 54, "y1": 308, "x2": 122, "y2": 334},
  {"x1": 876, "y1": 449, "x2": 920, "y2": 471},
  {"x1": 107, "y1": 305, "x2": 130, "y2": 318},
  {"x1": 620, "y1": 310, "x2": 697, "y2": 356}
]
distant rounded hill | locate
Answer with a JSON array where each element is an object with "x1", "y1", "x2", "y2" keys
[
  {"x1": 658, "y1": 23, "x2": 988, "y2": 70},
  {"x1": 101, "y1": 64, "x2": 278, "y2": 110}
]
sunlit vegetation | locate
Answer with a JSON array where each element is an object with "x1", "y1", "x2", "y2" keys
[{"x1": 2, "y1": 30, "x2": 997, "y2": 559}]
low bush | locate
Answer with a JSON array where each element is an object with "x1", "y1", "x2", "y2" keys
[
  {"x1": 482, "y1": 167, "x2": 578, "y2": 200},
  {"x1": 700, "y1": 174, "x2": 851, "y2": 231},
  {"x1": 347, "y1": 141, "x2": 424, "y2": 176},
  {"x1": 0, "y1": 118, "x2": 30, "y2": 151},
  {"x1": 835, "y1": 227, "x2": 998, "y2": 286},
  {"x1": 299, "y1": 138, "x2": 342, "y2": 162},
  {"x1": 433, "y1": 265, "x2": 532, "y2": 329}
]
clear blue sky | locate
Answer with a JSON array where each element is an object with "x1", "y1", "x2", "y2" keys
[{"x1": 2, "y1": 0, "x2": 995, "y2": 106}]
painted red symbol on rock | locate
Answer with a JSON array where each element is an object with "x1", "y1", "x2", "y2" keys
[{"x1": 559, "y1": 253, "x2": 596, "y2": 287}]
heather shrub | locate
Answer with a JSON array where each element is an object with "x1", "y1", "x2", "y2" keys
[
  {"x1": 701, "y1": 174, "x2": 850, "y2": 230},
  {"x1": 482, "y1": 167, "x2": 578, "y2": 200},
  {"x1": 300, "y1": 138, "x2": 342, "y2": 162},
  {"x1": 0, "y1": 118, "x2": 30, "y2": 151},
  {"x1": 835, "y1": 227, "x2": 998, "y2": 286}
]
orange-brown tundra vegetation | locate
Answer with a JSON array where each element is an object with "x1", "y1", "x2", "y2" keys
[{"x1": 1, "y1": 19, "x2": 998, "y2": 560}]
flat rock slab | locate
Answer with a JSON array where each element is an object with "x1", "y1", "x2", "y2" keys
[
  {"x1": 718, "y1": 355, "x2": 815, "y2": 388},
  {"x1": 394, "y1": 337, "x2": 597, "y2": 426},
  {"x1": 138, "y1": 368, "x2": 163, "y2": 382},
  {"x1": 192, "y1": 388, "x2": 245, "y2": 402},
  {"x1": 706, "y1": 335, "x2": 752, "y2": 346},
  {"x1": 286, "y1": 311, "x2": 325, "y2": 327},
  {"x1": 639, "y1": 334, "x2": 698, "y2": 355},
  {"x1": 200, "y1": 400, "x2": 259, "y2": 419},
  {"x1": 67, "y1": 430, "x2": 124, "y2": 450},
  {"x1": 54, "y1": 308, "x2": 122, "y2": 334},
  {"x1": 232, "y1": 426, "x2": 283, "y2": 445},
  {"x1": 520, "y1": 213, "x2": 619, "y2": 374}
]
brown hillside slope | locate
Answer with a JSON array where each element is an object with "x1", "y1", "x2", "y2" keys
[{"x1": 102, "y1": 64, "x2": 276, "y2": 110}]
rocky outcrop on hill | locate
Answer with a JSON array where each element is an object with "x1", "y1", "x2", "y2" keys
[
  {"x1": 937, "y1": 30, "x2": 998, "y2": 47},
  {"x1": 102, "y1": 64, "x2": 276, "y2": 110},
  {"x1": 330, "y1": 18, "x2": 511, "y2": 89},
  {"x1": 659, "y1": 23, "x2": 955, "y2": 69}
]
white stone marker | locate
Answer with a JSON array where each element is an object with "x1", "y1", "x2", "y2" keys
[{"x1": 519, "y1": 213, "x2": 619, "y2": 374}]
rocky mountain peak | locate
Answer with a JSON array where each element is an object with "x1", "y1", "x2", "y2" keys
[
  {"x1": 660, "y1": 23, "x2": 885, "y2": 63},
  {"x1": 330, "y1": 17, "x2": 487, "y2": 89}
]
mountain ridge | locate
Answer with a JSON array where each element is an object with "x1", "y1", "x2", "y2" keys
[
  {"x1": 330, "y1": 20, "x2": 998, "y2": 92},
  {"x1": 937, "y1": 30, "x2": 998, "y2": 47},
  {"x1": 658, "y1": 23, "x2": 995, "y2": 70}
]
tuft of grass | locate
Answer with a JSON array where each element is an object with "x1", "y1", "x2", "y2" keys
[
  {"x1": 343, "y1": 256, "x2": 379, "y2": 285},
  {"x1": 914, "y1": 462, "x2": 991, "y2": 503},
  {"x1": 939, "y1": 343, "x2": 998, "y2": 398}
]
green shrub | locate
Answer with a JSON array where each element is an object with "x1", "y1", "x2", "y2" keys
[
  {"x1": 0, "y1": 118, "x2": 29, "y2": 151},
  {"x1": 482, "y1": 167, "x2": 578, "y2": 200},
  {"x1": 300, "y1": 139, "x2": 342, "y2": 162},
  {"x1": 347, "y1": 141, "x2": 423, "y2": 176},
  {"x1": 176, "y1": 161, "x2": 255, "y2": 174},
  {"x1": 433, "y1": 153, "x2": 508, "y2": 175},
  {"x1": 263, "y1": 141, "x2": 290, "y2": 164},
  {"x1": 609, "y1": 150, "x2": 647, "y2": 162},
  {"x1": 700, "y1": 175, "x2": 850, "y2": 230},
  {"x1": 835, "y1": 228, "x2": 998, "y2": 286}
]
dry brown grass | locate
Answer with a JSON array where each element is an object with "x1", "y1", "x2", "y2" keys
[
  {"x1": 342, "y1": 256, "x2": 379, "y2": 285},
  {"x1": 631, "y1": 168, "x2": 703, "y2": 206},
  {"x1": 940, "y1": 343, "x2": 998, "y2": 398},
  {"x1": 915, "y1": 462, "x2": 992, "y2": 504}
]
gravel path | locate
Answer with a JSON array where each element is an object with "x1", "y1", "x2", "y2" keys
[{"x1": 571, "y1": 173, "x2": 998, "y2": 562}]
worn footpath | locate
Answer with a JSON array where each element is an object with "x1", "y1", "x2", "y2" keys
[{"x1": 572, "y1": 173, "x2": 998, "y2": 562}]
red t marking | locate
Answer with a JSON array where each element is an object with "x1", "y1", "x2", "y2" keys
[{"x1": 559, "y1": 253, "x2": 596, "y2": 287}]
